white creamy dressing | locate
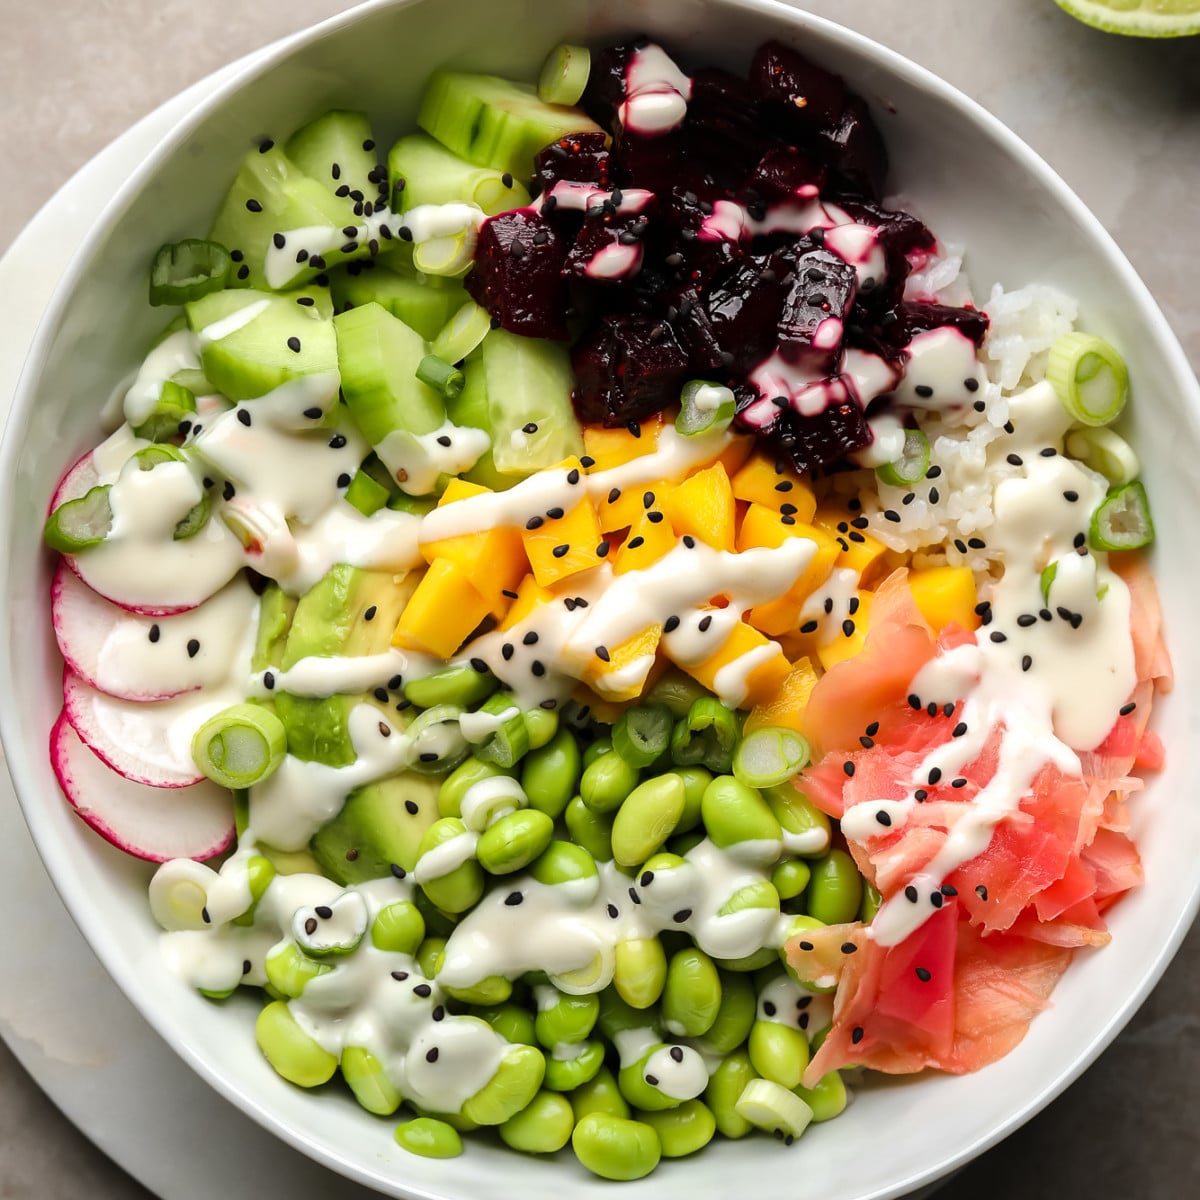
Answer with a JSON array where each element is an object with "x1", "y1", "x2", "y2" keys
[
  {"x1": 376, "y1": 420, "x2": 491, "y2": 496},
  {"x1": 618, "y1": 44, "x2": 693, "y2": 137},
  {"x1": 122, "y1": 329, "x2": 204, "y2": 426}
]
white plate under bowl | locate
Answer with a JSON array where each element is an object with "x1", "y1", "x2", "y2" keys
[{"x1": 2, "y1": 1, "x2": 1198, "y2": 1198}]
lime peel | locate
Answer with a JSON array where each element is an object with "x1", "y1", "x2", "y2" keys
[{"x1": 1054, "y1": 0, "x2": 1200, "y2": 37}]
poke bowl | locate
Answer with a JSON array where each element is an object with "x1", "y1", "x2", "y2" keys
[{"x1": 0, "y1": 2, "x2": 1195, "y2": 1200}]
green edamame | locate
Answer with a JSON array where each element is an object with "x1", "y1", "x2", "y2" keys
[
  {"x1": 617, "y1": 1049, "x2": 686, "y2": 1112},
  {"x1": 613, "y1": 937, "x2": 667, "y2": 1009},
  {"x1": 565, "y1": 795, "x2": 614, "y2": 862},
  {"x1": 231, "y1": 854, "x2": 275, "y2": 927},
  {"x1": 442, "y1": 975, "x2": 513, "y2": 1006},
  {"x1": 416, "y1": 818, "x2": 484, "y2": 914},
  {"x1": 499, "y1": 1089, "x2": 575, "y2": 1154},
  {"x1": 438, "y1": 757, "x2": 515, "y2": 819},
  {"x1": 580, "y1": 751, "x2": 640, "y2": 814},
  {"x1": 673, "y1": 765, "x2": 712, "y2": 833},
  {"x1": 341, "y1": 1045, "x2": 402, "y2": 1115},
  {"x1": 530, "y1": 839, "x2": 597, "y2": 887},
  {"x1": 522, "y1": 706, "x2": 559, "y2": 751},
  {"x1": 644, "y1": 669, "x2": 711, "y2": 718},
  {"x1": 543, "y1": 1039, "x2": 606, "y2": 1091},
  {"x1": 416, "y1": 936, "x2": 446, "y2": 979},
  {"x1": 701, "y1": 775, "x2": 783, "y2": 852},
  {"x1": 748, "y1": 1019, "x2": 810, "y2": 1089},
  {"x1": 404, "y1": 662, "x2": 496, "y2": 709},
  {"x1": 370, "y1": 900, "x2": 426, "y2": 955},
  {"x1": 581, "y1": 735, "x2": 613, "y2": 768},
  {"x1": 535, "y1": 989, "x2": 599, "y2": 1048},
  {"x1": 521, "y1": 728, "x2": 581, "y2": 819},
  {"x1": 794, "y1": 1069, "x2": 848, "y2": 1122},
  {"x1": 763, "y1": 783, "x2": 832, "y2": 857},
  {"x1": 661, "y1": 948, "x2": 722, "y2": 1038},
  {"x1": 702, "y1": 970, "x2": 757, "y2": 1054},
  {"x1": 394, "y1": 1116, "x2": 463, "y2": 1159},
  {"x1": 476, "y1": 808, "x2": 554, "y2": 875},
  {"x1": 263, "y1": 943, "x2": 332, "y2": 999},
  {"x1": 611, "y1": 773, "x2": 686, "y2": 867},
  {"x1": 806, "y1": 848, "x2": 864, "y2": 926},
  {"x1": 572, "y1": 1112, "x2": 661, "y2": 1181},
  {"x1": 718, "y1": 879, "x2": 781, "y2": 918},
  {"x1": 570, "y1": 1066, "x2": 631, "y2": 1121},
  {"x1": 704, "y1": 1050, "x2": 758, "y2": 1139},
  {"x1": 462, "y1": 1043, "x2": 546, "y2": 1126},
  {"x1": 477, "y1": 1002, "x2": 537, "y2": 1046},
  {"x1": 255, "y1": 1000, "x2": 338, "y2": 1088},
  {"x1": 772, "y1": 859, "x2": 812, "y2": 902},
  {"x1": 635, "y1": 1099, "x2": 716, "y2": 1157}
]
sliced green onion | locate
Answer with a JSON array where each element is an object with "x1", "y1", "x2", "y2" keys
[
  {"x1": 732, "y1": 726, "x2": 810, "y2": 789},
  {"x1": 537, "y1": 44, "x2": 591, "y2": 107},
  {"x1": 344, "y1": 469, "x2": 391, "y2": 517},
  {"x1": 414, "y1": 230, "x2": 476, "y2": 278},
  {"x1": 43, "y1": 484, "x2": 113, "y2": 553},
  {"x1": 173, "y1": 493, "x2": 211, "y2": 541},
  {"x1": 192, "y1": 703, "x2": 287, "y2": 789},
  {"x1": 416, "y1": 354, "x2": 465, "y2": 399},
  {"x1": 475, "y1": 694, "x2": 531, "y2": 768},
  {"x1": 134, "y1": 443, "x2": 187, "y2": 472},
  {"x1": 133, "y1": 380, "x2": 197, "y2": 443},
  {"x1": 612, "y1": 703, "x2": 673, "y2": 769},
  {"x1": 431, "y1": 299, "x2": 492, "y2": 366},
  {"x1": 407, "y1": 703, "x2": 469, "y2": 774},
  {"x1": 387, "y1": 490, "x2": 438, "y2": 516},
  {"x1": 875, "y1": 428, "x2": 930, "y2": 487},
  {"x1": 170, "y1": 368, "x2": 214, "y2": 396},
  {"x1": 149, "y1": 239, "x2": 232, "y2": 307},
  {"x1": 670, "y1": 697, "x2": 740, "y2": 774},
  {"x1": 734, "y1": 1078, "x2": 814, "y2": 1140},
  {"x1": 1089, "y1": 481, "x2": 1155, "y2": 551},
  {"x1": 1039, "y1": 561, "x2": 1058, "y2": 603},
  {"x1": 1047, "y1": 331, "x2": 1128, "y2": 427},
  {"x1": 1065, "y1": 426, "x2": 1140, "y2": 486},
  {"x1": 677, "y1": 380, "x2": 736, "y2": 438}
]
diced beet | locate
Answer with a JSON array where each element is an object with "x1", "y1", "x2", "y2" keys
[
  {"x1": 740, "y1": 145, "x2": 828, "y2": 206},
  {"x1": 881, "y1": 301, "x2": 990, "y2": 350},
  {"x1": 820, "y1": 97, "x2": 888, "y2": 200},
  {"x1": 580, "y1": 42, "x2": 638, "y2": 133},
  {"x1": 571, "y1": 314, "x2": 691, "y2": 425},
  {"x1": 666, "y1": 287, "x2": 726, "y2": 373},
  {"x1": 656, "y1": 188, "x2": 742, "y2": 291},
  {"x1": 563, "y1": 206, "x2": 652, "y2": 282},
  {"x1": 683, "y1": 68, "x2": 771, "y2": 188},
  {"x1": 776, "y1": 244, "x2": 857, "y2": 369},
  {"x1": 705, "y1": 252, "x2": 790, "y2": 374},
  {"x1": 777, "y1": 398, "x2": 872, "y2": 474},
  {"x1": 750, "y1": 40, "x2": 848, "y2": 133},
  {"x1": 465, "y1": 209, "x2": 569, "y2": 340},
  {"x1": 839, "y1": 199, "x2": 935, "y2": 258},
  {"x1": 533, "y1": 131, "x2": 612, "y2": 192}
]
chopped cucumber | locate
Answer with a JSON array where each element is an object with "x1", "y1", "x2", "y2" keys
[
  {"x1": 431, "y1": 299, "x2": 492, "y2": 366},
  {"x1": 286, "y1": 110, "x2": 382, "y2": 213},
  {"x1": 445, "y1": 358, "x2": 511, "y2": 492},
  {"x1": 329, "y1": 263, "x2": 466, "y2": 340},
  {"x1": 389, "y1": 133, "x2": 532, "y2": 216},
  {"x1": 537, "y1": 44, "x2": 591, "y2": 108}
]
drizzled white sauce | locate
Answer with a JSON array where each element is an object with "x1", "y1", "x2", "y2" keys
[
  {"x1": 376, "y1": 420, "x2": 490, "y2": 496},
  {"x1": 122, "y1": 329, "x2": 203, "y2": 427},
  {"x1": 619, "y1": 44, "x2": 693, "y2": 136}
]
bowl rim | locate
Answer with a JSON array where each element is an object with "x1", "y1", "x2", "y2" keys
[{"x1": 2, "y1": 0, "x2": 1198, "y2": 1196}]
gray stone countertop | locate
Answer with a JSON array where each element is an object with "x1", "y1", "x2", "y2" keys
[{"x1": 0, "y1": 1, "x2": 1197, "y2": 1196}]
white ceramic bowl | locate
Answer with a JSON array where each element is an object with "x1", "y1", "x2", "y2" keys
[{"x1": 2, "y1": 1, "x2": 1198, "y2": 1197}]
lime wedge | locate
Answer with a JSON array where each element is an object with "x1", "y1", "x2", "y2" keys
[{"x1": 1055, "y1": 0, "x2": 1200, "y2": 36}]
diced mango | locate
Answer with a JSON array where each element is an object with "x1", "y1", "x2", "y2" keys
[
  {"x1": 521, "y1": 487, "x2": 604, "y2": 588},
  {"x1": 680, "y1": 620, "x2": 792, "y2": 709},
  {"x1": 582, "y1": 412, "x2": 664, "y2": 471},
  {"x1": 420, "y1": 478, "x2": 528, "y2": 615},
  {"x1": 662, "y1": 462, "x2": 736, "y2": 552},
  {"x1": 714, "y1": 433, "x2": 756, "y2": 479},
  {"x1": 392, "y1": 558, "x2": 490, "y2": 658},
  {"x1": 598, "y1": 477, "x2": 671, "y2": 533},
  {"x1": 909, "y1": 565, "x2": 979, "y2": 633},
  {"x1": 744, "y1": 657, "x2": 820, "y2": 734},
  {"x1": 817, "y1": 591, "x2": 874, "y2": 671},
  {"x1": 813, "y1": 508, "x2": 886, "y2": 581},
  {"x1": 730, "y1": 449, "x2": 817, "y2": 521},
  {"x1": 498, "y1": 573, "x2": 556, "y2": 632},
  {"x1": 615, "y1": 507, "x2": 677, "y2": 575},
  {"x1": 581, "y1": 624, "x2": 663, "y2": 703}
]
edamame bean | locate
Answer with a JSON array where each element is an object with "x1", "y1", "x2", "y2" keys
[
  {"x1": 341, "y1": 1045, "x2": 402, "y2": 1115},
  {"x1": 661, "y1": 948, "x2": 722, "y2": 1038},
  {"x1": 580, "y1": 751, "x2": 640, "y2": 813},
  {"x1": 644, "y1": 669, "x2": 711, "y2": 718},
  {"x1": 535, "y1": 989, "x2": 600, "y2": 1048},
  {"x1": 581, "y1": 736, "x2": 613, "y2": 768},
  {"x1": 499, "y1": 1089, "x2": 575, "y2": 1154},
  {"x1": 477, "y1": 1003, "x2": 537, "y2": 1046},
  {"x1": 572, "y1": 1113, "x2": 661, "y2": 1181},
  {"x1": 404, "y1": 662, "x2": 497, "y2": 710},
  {"x1": 596, "y1": 986, "x2": 646, "y2": 1040},
  {"x1": 521, "y1": 728, "x2": 581, "y2": 819},
  {"x1": 772, "y1": 859, "x2": 812, "y2": 902},
  {"x1": 570, "y1": 1066, "x2": 631, "y2": 1121},
  {"x1": 443, "y1": 975, "x2": 513, "y2": 1006},
  {"x1": 417, "y1": 818, "x2": 484, "y2": 913},
  {"x1": 370, "y1": 900, "x2": 426, "y2": 955},
  {"x1": 231, "y1": 854, "x2": 275, "y2": 927},
  {"x1": 613, "y1": 937, "x2": 667, "y2": 1009},
  {"x1": 748, "y1": 1019, "x2": 810, "y2": 1089},
  {"x1": 522, "y1": 706, "x2": 559, "y2": 751},
  {"x1": 543, "y1": 1039, "x2": 606, "y2": 1092},
  {"x1": 793, "y1": 1069, "x2": 848, "y2": 1122},
  {"x1": 477, "y1": 809, "x2": 554, "y2": 875},
  {"x1": 438, "y1": 757, "x2": 515, "y2": 819},
  {"x1": 701, "y1": 775, "x2": 783, "y2": 852},
  {"x1": 674, "y1": 765, "x2": 712, "y2": 833},
  {"x1": 702, "y1": 971, "x2": 757, "y2": 1054},
  {"x1": 860, "y1": 880, "x2": 883, "y2": 923},
  {"x1": 255, "y1": 1000, "x2": 337, "y2": 1088},
  {"x1": 565, "y1": 794, "x2": 614, "y2": 862},
  {"x1": 394, "y1": 1116, "x2": 463, "y2": 1159},
  {"x1": 718, "y1": 879, "x2": 781, "y2": 918},
  {"x1": 714, "y1": 946, "x2": 778, "y2": 972},
  {"x1": 408, "y1": 1105, "x2": 479, "y2": 1133},
  {"x1": 667, "y1": 829, "x2": 706, "y2": 857},
  {"x1": 416, "y1": 936, "x2": 446, "y2": 979},
  {"x1": 462, "y1": 1043, "x2": 546, "y2": 1126},
  {"x1": 611, "y1": 774, "x2": 685, "y2": 867},
  {"x1": 704, "y1": 1050, "x2": 758, "y2": 1139},
  {"x1": 618, "y1": 1045, "x2": 703, "y2": 1112},
  {"x1": 530, "y1": 839, "x2": 597, "y2": 887},
  {"x1": 264, "y1": 943, "x2": 332, "y2": 999},
  {"x1": 806, "y1": 848, "x2": 864, "y2": 926},
  {"x1": 763, "y1": 783, "x2": 832, "y2": 857},
  {"x1": 635, "y1": 1099, "x2": 716, "y2": 1158}
]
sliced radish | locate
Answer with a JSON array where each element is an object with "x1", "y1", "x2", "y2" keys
[
  {"x1": 51, "y1": 710, "x2": 235, "y2": 863},
  {"x1": 61, "y1": 667, "x2": 229, "y2": 787},
  {"x1": 63, "y1": 556, "x2": 202, "y2": 618},
  {"x1": 49, "y1": 451, "x2": 100, "y2": 514},
  {"x1": 51, "y1": 563, "x2": 259, "y2": 702}
]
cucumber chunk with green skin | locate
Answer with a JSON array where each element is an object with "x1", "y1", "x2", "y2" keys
[
  {"x1": 481, "y1": 328, "x2": 584, "y2": 476},
  {"x1": 388, "y1": 133, "x2": 532, "y2": 215},
  {"x1": 334, "y1": 302, "x2": 446, "y2": 448},
  {"x1": 329, "y1": 264, "x2": 466, "y2": 340},
  {"x1": 445, "y1": 358, "x2": 512, "y2": 492},
  {"x1": 285, "y1": 110, "x2": 382, "y2": 212},
  {"x1": 418, "y1": 70, "x2": 603, "y2": 180},
  {"x1": 208, "y1": 146, "x2": 350, "y2": 289},
  {"x1": 184, "y1": 289, "x2": 338, "y2": 403}
]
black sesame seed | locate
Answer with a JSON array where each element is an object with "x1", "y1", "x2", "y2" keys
[
  {"x1": 851, "y1": 1026, "x2": 865, "y2": 1045},
  {"x1": 470, "y1": 657, "x2": 489, "y2": 674},
  {"x1": 1073, "y1": 532, "x2": 1087, "y2": 549},
  {"x1": 607, "y1": 487, "x2": 621, "y2": 504},
  {"x1": 374, "y1": 687, "x2": 388, "y2": 703},
  {"x1": 927, "y1": 701, "x2": 940, "y2": 717},
  {"x1": 968, "y1": 538, "x2": 986, "y2": 550},
  {"x1": 841, "y1": 942, "x2": 859, "y2": 955},
  {"x1": 1120, "y1": 701, "x2": 1137, "y2": 716},
  {"x1": 641, "y1": 871, "x2": 655, "y2": 887},
  {"x1": 595, "y1": 645, "x2": 611, "y2": 662},
  {"x1": 187, "y1": 638, "x2": 200, "y2": 658},
  {"x1": 607, "y1": 903, "x2": 619, "y2": 918},
  {"x1": 201, "y1": 906, "x2": 211, "y2": 925},
  {"x1": 774, "y1": 480, "x2": 793, "y2": 493},
  {"x1": 952, "y1": 722, "x2": 968, "y2": 738},
  {"x1": 398, "y1": 226, "x2": 413, "y2": 242},
  {"x1": 859, "y1": 735, "x2": 875, "y2": 749},
  {"x1": 800, "y1": 620, "x2": 819, "y2": 634},
  {"x1": 391, "y1": 970, "x2": 410, "y2": 982},
  {"x1": 418, "y1": 752, "x2": 437, "y2": 764},
  {"x1": 362, "y1": 605, "x2": 378, "y2": 622},
  {"x1": 915, "y1": 966, "x2": 932, "y2": 982},
  {"x1": 955, "y1": 539, "x2": 969, "y2": 554},
  {"x1": 502, "y1": 643, "x2": 514, "y2": 661},
  {"x1": 951, "y1": 778, "x2": 967, "y2": 789},
  {"x1": 337, "y1": 473, "x2": 351, "y2": 488},
  {"x1": 414, "y1": 984, "x2": 432, "y2": 998},
  {"x1": 1021, "y1": 654, "x2": 1034, "y2": 672},
  {"x1": 504, "y1": 891, "x2": 523, "y2": 906},
  {"x1": 927, "y1": 466, "x2": 942, "y2": 479},
  {"x1": 531, "y1": 661, "x2": 545, "y2": 677},
  {"x1": 698, "y1": 615, "x2": 713, "y2": 633},
  {"x1": 287, "y1": 336, "x2": 302, "y2": 353},
  {"x1": 525, "y1": 515, "x2": 544, "y2": 530},
  {"x1": 432, "y1": 1005, "x2": 445, "y2": 1022},
  {"x1": 1017, "y1": 614, "x2": 1037, "y2": 627},
  {"x1": 843, "y1": 760, "x2": 856, "y2": 777},
  {"x1": 990, "y1": 631, "x2": 1007, "y2": 644},
  {"x1": 230, "y1": 249, "x2": 244, "y2": 262},
  {"x1": 842, "y1": 618, "x2": 856, "y2": 638},
  {"x1": 264, "y1": 671, "x2": 275, "y2": 691},
  {"x1": 1040, "y1": 608, "x2": 1053, "y2": 622},
  {"x1": 437, "y1": 435, "x2": 452, "y2": 448},
  {"x1": 908, "y1": 693, "x2": 922, "y2": 710},
  {"x1": 628, "y1": 887, "x2": 641, "y2": 905},
  {"x1": 304, "y1": 406, "x2": 322, "y2": 419},
  {"x1": 390, "y1": 863, "x2": 407, "y2": 879},
  {"x1": 673, "y1": 908, "x2": 692, "y2": 923},
  {"x1": 148, "y1": 624, "x2": 161, "y2": 644},
  {"x1": 824, "y1": 597, "x2": 834, "y2": 615},
  {"x1": 245, "y1": 198, "x2": 263, "y2": 213},
  {"x1": 905, "y1": 885, "x2": 920, "y2": 902},
  {"x1": 580, "y1": 455, "x2": 595, "y2": 469},
  {"x1": 930, "y1": 891, "x2": 944, "y2": 908},
  {"x1": 928, "y1": 767, "x2": 943, "y2": 785},
  {"x1": 303, "y1": 916, "x2": 317, "y2": 935},
  {"x1": 664, "y1": 615, "x2": 681, "y2": 634},
  {"x1": 567, "y1": 468, "x2": 581, "y2": 485},
  {"x1": 683, "y1": 535, "x2": 696, "y2": 548},
  {"x1": 883, "y1": 509, "x2": 901, "y2": 523},
  {"x1": 501, "y1": 591, "x2": 518, "y2": 602},
  {"x1": 1064, "y1": 490, "x2": 1079, "y2": 503},
  {"x1": 222, "y1": 481, "x2": 236, "y2": 501},
  {"x1": 914, "y1": 384, "x2": 934, "y2": 399},
  {"x1": 1006, "y1": 453, "x2": 1023, "y2": 467},
  {"x1": 552, "y1": 544, "x2": 570, "y2": 558}
]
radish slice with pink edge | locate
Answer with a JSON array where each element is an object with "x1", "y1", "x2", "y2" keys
[
  {"x1": 49, "y1": 450, "x2": 101, "y2": 514},
  {"x1": 62, "y1": 666, "x2": 234, "y2": 788},
  {"x1": 51, "y1": 563, "x2": 260, "y2": 702},
  {"x1": 50, "y1": 710, "x2": 235, "y2": 863}
]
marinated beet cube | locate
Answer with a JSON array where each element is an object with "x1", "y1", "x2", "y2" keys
[
  {"x1": 705, "y1": 253, "x2": 790, "y2": 374},
  {"x1": 820, "y1": 97, "x2": 888, "y2": 201},
  {"x1": 533, "y1": 131, "x2": 611, "y2": 192},
  {"x1": 839, "y1": 199, "x2": 935, "y2": 257},
  {"x1": 656, "y1": 188, "x2": 742, "y2": 292},
  {"x1": 750, "y1": 39, "x2": 848, "y2": 133},
  {"x1": 580, "y1": 42, "x2": 638, "y2": 133},
  {"x1": 683, "y1": 68, "x2": 771, "y2": 188},
  {"x1": 776, "y1": 245, "x2": 857, "y2": 368},
  {"x1": 740, "y1": 145, "x2": 828, "y2": 206},
  {"x1": 777, "y1": 397, "x2": 872, "y2": 474},
  {"x1": 563, "y1": 206, "x2": 652, "y2": 283},
  {"x1": 465, "y1": 210, "x2": 569, "y2": 341},
  {"x1": 571, "y1": 314, "x2": 691, "y2": 425},
  {"x1": 666, "y1": 287, "x2": 725, "y2": 373},
  {"x1": 881, "y1": 300, "x2": 990, "y2": 350}
]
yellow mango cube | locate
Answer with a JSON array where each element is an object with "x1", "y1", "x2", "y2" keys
[
  {"x1": 582, "y1": 624, "x2": 663, "y2": 703},
  {"x1": 598, "y1": 477, "x2": 671, "y2": 533},
  {"x1": 615, "y1": 507, "x2": 677, "y2": 575},
  {"x1": 662, "y1": 462, "x2": 736, "y2": 552},
  {"x1": 420, "y1": 479, "x2": 528, "y2": 615},
  {"x1": 730, "y1": 450, "x2": 817, "y2": 521},
  {"x1": 817, "y1": 591, "x2": 874, "y2": 671},
  {"x1": 497, "y1": 573, "x2": 556, "y2": 633},
  {"x1": 813, "y1": 507, "x2": 886, "y2": 581},
  {"x1": 714, "y1": 433, "x2": 756, "y2": 480},
  {"x1": 582, "y1": 412, "x2": 664, "y2": 471},
  {"x1": 909, "y1": 565, "x2": 979, "y2": 633},
  {"x1": 520, "y1": 489, "x2": 604, "y2": 587},
  {"x1": 680, "y1": 620, "x2": 791, "y2": 709},
  {"x1": 744, "y1": 657, "x2": 820, "y2": 734},
  {"x1": 392, "y1": 559, "x2": 490, "y2": 658}
]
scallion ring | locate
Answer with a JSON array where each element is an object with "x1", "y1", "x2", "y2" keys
[
  {"x1": 537, "y1": 44, "x2": 592, "y2": 107},
  {"x1": 732, "y1": 726, "x2": 811, "y2": 789},
  {"x1": 1089, "y1": 481, "x2": 1155, "y2": 551},
  {"x1": 1047, "y1": 331, "x2": 1129, "y2": 427},
  {"x1": 677, "y1": 380, "x2": 736, "y2": 438},
  {"x1": 192, "y1": 703, "x2": 287, "y2": 789},
  {"x1": 149, "y1": 239, "x2": 232, "y2": 307},
  {"x1": 875, "y1": 428, "x2": 930, "y2": 487}
]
